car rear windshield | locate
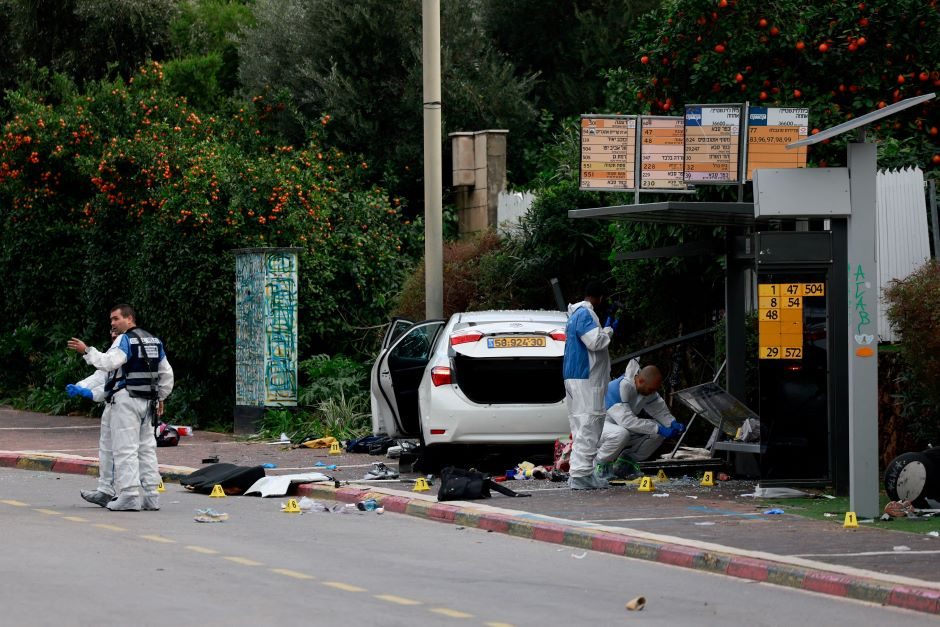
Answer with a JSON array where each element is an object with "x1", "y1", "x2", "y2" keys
[{"x1": 453, "y1": 355, "x2": 564, "y2": 404}]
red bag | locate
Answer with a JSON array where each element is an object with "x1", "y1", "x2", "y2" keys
[{"x1": 553, "y1": 437, "x2": 572, "y2": 473}]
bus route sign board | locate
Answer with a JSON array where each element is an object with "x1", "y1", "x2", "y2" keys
[
  {"x1": 746, "y1": 107, "x2": 809, "y2": 180},
  {"x1": 639, "y1": 116, "x2": 686, "y2": 190},
  {"x1": 579, "y1": 115, "x2": 638, "y2": 191},
  {"x1": 683, "y1": 104, "x2": 742, "y2": 184}
]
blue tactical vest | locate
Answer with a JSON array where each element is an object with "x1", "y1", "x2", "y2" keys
[{"x1": 103, "y1": 327, "x2": 164, "y2": 401}]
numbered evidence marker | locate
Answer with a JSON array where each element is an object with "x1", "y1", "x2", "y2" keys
[
  {"x1": 579, "y1": 115, "x2": 638, "y2": 191},
  {"x1": 639, "y1": 116, "x2": 686, "y2": 190},
  {"x1": 683, "y1": 104, "x2": 742, "y2": 184},
  {"x1": 746, "y1": 107, "x2": 809, "y2": 180},
  {"x1": 757, "y1": 282, "x2": 825, "y2": 359}
]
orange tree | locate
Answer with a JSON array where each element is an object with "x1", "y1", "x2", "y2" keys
[
  {"x1": 0, "y1": 63, "x2": 417, "y2": 422},
  {"x1": 606, "y1": 0, "x2": 940, "y2": 169}
]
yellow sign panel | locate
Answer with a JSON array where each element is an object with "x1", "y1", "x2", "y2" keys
[{"x1": 757, "y1": 282, "x2": 825, "y2": 360}]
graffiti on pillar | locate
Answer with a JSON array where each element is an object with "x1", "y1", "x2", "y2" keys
[
  {"x1": 235, "y1": 253, "x2": 265, "y2": 405},
  {"x1": 264, "y1": 252, "x2": 297, "y2": 404},
  {"x1": 852, "y1": 263, "x2": 875, "y2": 358},
  {"x1": 235, "y1": 249, "x2": 299, "y2": 406}
]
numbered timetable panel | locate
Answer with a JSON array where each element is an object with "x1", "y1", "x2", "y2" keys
[
  {"x1": 579, "y1": 115, "x2": 637, "y2": 191},
  {"x1": 746, "y1": 107, "x2": 809, "y2": 180},
  {"x1": 683, "y1": 105, "x2": 742, "y2": 184},
  {"x1": 639, "y1": 116, "x2": 686, "y2": 190},
  {"x1": 758, "y1": 282, "x2": 826, "y2": 359}
]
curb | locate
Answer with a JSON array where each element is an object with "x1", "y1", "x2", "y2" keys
[{"x1": 4, "y1": 450, "x2": 939, "y2": 616}]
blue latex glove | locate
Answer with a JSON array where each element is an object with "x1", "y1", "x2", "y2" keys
[
  {"x1": 657, "y1": 424, "x2": 674, "y2": 438},
  {"x1": 611, "y1": 318, "x2": 620, "y2": 332},
  {"x1": 604, "y1": 316, "x2": 612, "y2": 328},
  {"x1": 66, "y1": 384, "x2": 93, "y2": 400},
  {"x1": 603, "y1": 317, "x2": 620, "y2": 332},
  {"x1": 671, "y1": 421, "x2": 686, "y2": 434}
]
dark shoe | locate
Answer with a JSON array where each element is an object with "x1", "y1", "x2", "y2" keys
[{"x1": 80, "y1": 489, "x2": 113, "y2": 508}]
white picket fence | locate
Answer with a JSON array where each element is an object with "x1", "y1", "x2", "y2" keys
[{"x1": 876, "y1": 167, "x2": 932, "y2": 342}]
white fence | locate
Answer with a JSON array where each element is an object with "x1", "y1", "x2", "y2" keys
[
  {"x1": 876, "y1": 167, "x2": 932, "y2": 342},
  {"x1": 496, "y1": 191, "x2": 535, "y2": 234}
]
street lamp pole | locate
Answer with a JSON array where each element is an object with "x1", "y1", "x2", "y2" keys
[{"x1": 422, "y1": 0, "x2": 443, "y2": 319}]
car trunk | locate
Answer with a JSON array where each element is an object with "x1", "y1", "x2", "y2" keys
[{"x1": 453, "y1": 355, "x2": 564, "y2": 404}]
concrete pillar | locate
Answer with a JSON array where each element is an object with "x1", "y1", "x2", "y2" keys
[{"x1": 449, "y1": 129, "x2": 508, "y2": 237}]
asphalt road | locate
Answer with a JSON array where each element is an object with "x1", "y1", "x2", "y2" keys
[{"x1": 1, "y1": 469, "x2": 935, "y2": 627}]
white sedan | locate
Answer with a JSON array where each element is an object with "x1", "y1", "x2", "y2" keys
[{"x1": 370, "y1": 310, "x2": 570, "y2": 457}]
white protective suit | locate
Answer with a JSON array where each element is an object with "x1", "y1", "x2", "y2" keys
[
  {"x1": 84, "y1": 333, "x2": 174, "y2": 501},
  {"x1": 563, "y1": 301, "x2": 613, "y2": 478},
  {"x1": 75, "y1": 369, "x2": 113, "y2": 496},
  {"x1": 596, "y1": 358, "x2": 677, "y2": 464}
]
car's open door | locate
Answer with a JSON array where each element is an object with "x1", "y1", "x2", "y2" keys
[
  {"x1": 372, "y1": 320, "x2": 444, "y2": 437},
  {"x1": 382, "y1": 317, "x2": 414, "y2": 351}
]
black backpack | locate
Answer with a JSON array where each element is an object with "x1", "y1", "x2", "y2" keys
[{"x1": 437, "y1": 466, "x2": 531, "y2": 501}]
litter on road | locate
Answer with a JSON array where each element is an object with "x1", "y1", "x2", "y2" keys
[{"x1": 194, "y1": 508, "x2": 228, "y2": 523}]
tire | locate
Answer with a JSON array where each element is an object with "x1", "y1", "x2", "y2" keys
[{"x1": 884, "y1": 451, "x2": 937, "y2": 508}]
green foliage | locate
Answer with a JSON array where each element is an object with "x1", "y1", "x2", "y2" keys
[
  {"x1": 315, "y1": 392, "x2": 370, "y2": 441},
  {"x1": 0, "y1": 65, "x2": 418, "y2": 425},
  {"x1": 298, "y1": 354, "x2": 369, "y2": 407},
  {"x1": 0, "y1": 0, "x2": 179, "y2": 86},
  {"x1": 606, "y1": 0, "x2": 940, "y2": 172},
  {"x1": 163, "y1": 53, "x2": 226, "y2": 111},
  {"x1": 237, "y1": 0, "x2": 538, "y2": 205},
  {"x1": 884, "y1": 260, "x2": 940, "y2": 444}
]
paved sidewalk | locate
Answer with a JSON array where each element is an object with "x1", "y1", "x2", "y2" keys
[{"x1": 2, "y1": 407, "x2": 939, "y2": 615}]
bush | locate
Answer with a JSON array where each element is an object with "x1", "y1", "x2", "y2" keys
[
  {"x1": 884, "y1": 260, "x2": 940, "y2": 445},
  {"x1": 0, "y1": 65, "x2": 418, "y2": 425}
]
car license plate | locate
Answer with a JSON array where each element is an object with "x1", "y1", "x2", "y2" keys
[{"x1": 487, "y1": 336, "x2": 546, "y2": 349}]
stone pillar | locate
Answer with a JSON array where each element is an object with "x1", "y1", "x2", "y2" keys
[
  {"x1": 232, "y1": 247, "x2": 301, "y2": 434},
  {"x1": 449, "y1": 129, "x2": 508, "y2": 237}
]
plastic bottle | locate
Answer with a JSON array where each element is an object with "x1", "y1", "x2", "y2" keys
[{"x1": 356, "y1": 498, "x2": 378, "y2": 511}]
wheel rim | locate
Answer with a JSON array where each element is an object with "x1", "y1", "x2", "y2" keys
[{"x1": 896, "y1": 461, "x2": 928, "y2": 501}]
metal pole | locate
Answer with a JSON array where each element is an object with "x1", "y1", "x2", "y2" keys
[
  {"x1": 422, "y1": 0, "x2": 443, "y2": 319},
  {"x1": 846, "y1": 140, "x2": 880, "y2": 519}
]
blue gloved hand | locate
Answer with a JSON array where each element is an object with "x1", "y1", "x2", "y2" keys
[
  {"x1": 671, "y1": 421, "x2": 685, "y2": 434},
  {"x1": 611, "y1": 318, "x2": 620, "y2": 332},
  {"x1": 66, "y1": 384, "x2": 93, "y2": 400},
  {"x1": 657, "y1": 424, "x2": 674, "y2": 438},
  {"x1": 604, "y1": 316, "x2": 613, "y2": 328}
]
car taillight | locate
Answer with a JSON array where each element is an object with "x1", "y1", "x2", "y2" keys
[
  {"x1": 549, "y1": 330, "x2": 566, "y2": 342},
  {"x1": 450, "y1": 330, "x2": 483, "y2": 346},
  {"x1": 430, "y1": 366, "x2": 452, "y2": 386}
]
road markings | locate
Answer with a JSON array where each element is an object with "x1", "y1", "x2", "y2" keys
[
  {"x1": 140, "y1": 534, "x2": 175, "y2": 543},
  {"x1": 94, "y1": 523, "x2": 126, "y2": 532},
  {"x1": 33, "y1": 508, "x2": 61, "y2": 515},
  {"x1": 270, "y1": 568, "x2": 316, "y2": 580},
  {"x1": 430, "y1": 608, "x2": 474, "y2": 619},
  {"x1": 223, "y1": 556, "x2": 263, "y2": 566},
  {"x1": 374, "y1": 594, "x2": 422, "y2": 606},
  {"x1": 63, "y1": 516, "x2": 88, "y2": 522},
  {"x1": 1, "y1": 499, "x2": 29, "y2": 507},
  {"x1": 185, "y1": 545, "x2": 219, "y2": 555},
  {"x1": 322, "y1": 581, "x2": 366, "y2": 593}
]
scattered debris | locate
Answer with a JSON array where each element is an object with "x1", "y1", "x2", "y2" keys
[
  {"x1": 625, "y1": 596, "x2": 646, "y2": 611},
  {"x1": 194, "y1": 508, "x2": 228, "y2": 523},
  {"x1": 883, "y1": 500, "x2": 915, "y2": 519},
  {"x1": 893, "y1": 545, "x2": 912, "y2": 552},
  {"x1": 571, "y1": 552, "x2": 587, "y2": 559},
  {"x1": 201, "y1": 456, "x2": 219, "y2": 464},
  {"x1": 356, "y1": 499, "x2": 379, "y2": 512},
  {"x1": 763, "y1": 508, "x2": 785, "y2": 515},
  {"x1": 927, "y1": 531, "x2": 939, "y2": 537},
  {"x1": 262, "y1": 463, "x2": 277, "y2": 469},
  {"x1": 741, "y1": 487, "x2": 810, "y2": 499},
  {"x1": 686, "y1": 496, "x2": 699, "y2": 500},
  {"x1": 652, "y1": 493, "x2": 670, "y2": 498},
  {"x1": 694, "y1": 522, "x2": 716, "y2": 526},
  {"x1": 363, "y1": 462, "x2": 398, "y2": 480}
]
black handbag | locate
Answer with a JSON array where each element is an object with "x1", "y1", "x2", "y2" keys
[{"x1": 437, "y1": 466, "x2": 530, "y2": 501}]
